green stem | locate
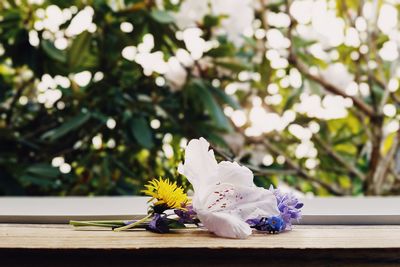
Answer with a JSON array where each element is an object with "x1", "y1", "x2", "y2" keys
[
  {"x1": 69, "y1": 220, "x2": 125, "y2": 228},
  {"x1": 113, "y1": 214, "x2": 153, "y2": 232}
]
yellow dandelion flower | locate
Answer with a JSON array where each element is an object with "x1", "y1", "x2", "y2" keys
[{"x1": 142, "y1": 178, "x2": 188, "y2": 210}]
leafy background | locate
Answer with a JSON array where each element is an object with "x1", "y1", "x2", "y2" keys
[{"x1": 1, "y1": 0, "x2": 400, "y2": 196}]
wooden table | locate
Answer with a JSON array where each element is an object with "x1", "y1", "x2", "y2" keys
[{"x1": 1, "y1": 224, "x2": 400, "y2": 266}]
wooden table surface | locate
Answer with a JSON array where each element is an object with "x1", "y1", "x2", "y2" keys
[{"x1": 1, "y1": 224, "x2": 400, "y2": 266}]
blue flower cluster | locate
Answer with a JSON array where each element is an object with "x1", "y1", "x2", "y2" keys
[{"x1": 246, "y1": 216, "x2": 285, "y2": 234}]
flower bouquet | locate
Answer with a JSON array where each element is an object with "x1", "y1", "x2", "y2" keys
[{"x1": 70, "y1": 138, "x2": 303, "y2": 239}]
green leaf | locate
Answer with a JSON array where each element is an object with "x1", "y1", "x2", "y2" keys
[
  {"x1": 0, "y1": 169, "x2": 24, "y2": 195},
  {"x1": 191, "y1": 79, "x2": 232, "y2": 131},
  {"x1": 201, "y1": 130, "x2": 227, "y2": 147},
  {"x1": 41, "y1": 40, "x2": 66, "y2": 63},
  {"x1": 167, "y1": 219, "x2": 186, "y2": 229},
  {"x1": 210, "y1": 85, "x2": 241, "y2": 109},
  {"x1": 203, "y1": 14, "x2": 220, "y2": 28},
  {"x1": 283, "y1": 86, "x2": 302, "y2": 110},
  {"x1": 91, "y1": 111, "x2": 109, "y2": 124},
  {"x1": 20, "y1": 164, "x2": 60, "y2": 187},
  {"x1": 68, "y1": 31, "x2": 92, "y2": 69},
  {"x1": 150, "y1": 10, "x2": 174, "y2": 24},
  {"x1": 20, "y1": 175, "x2": 55, "y2": 187},
  {"x1": 206, "y1": 43, "x2": 236, "y2": 57},
  {"x1": 214, "y1": 59, "x2": 250, "y2": 72},
  {"x1": 41, "y1": 112, "x2": 91, "y2": 141},
  {"x1": 26, "y1": 164, "x2": 60, "y2": 178},
  {"x1": 130, "y1": 116, "x2": 154, "y2": 149}
]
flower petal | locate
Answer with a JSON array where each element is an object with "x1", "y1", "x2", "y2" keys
[
  {"x1": 200, "y1": 183, "x2": 280, "y2": 220},
  {"x1": 179, "y1": 137, "x2": 282, "y2": 239},
  {"x1": 178, "y1": 138, "x2": 218, "y2": 193},
  {"x1": 217, "y1": 161, "x2": 254, "y2": 187},
  {"x1": 197, "y1": 210, "x2": 252, "y2": 239}
]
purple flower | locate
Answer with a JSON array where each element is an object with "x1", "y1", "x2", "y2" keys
[
  {"x1": 146, "y1": 213, "x2": 170, "y2": 233},
  {"x1": 246, "y1": 218, "x2": 262, "y2": 228},
  {"x1": 174, "y1": 203, "x2": 198, "y2": 224},
  {"x1": 246, "y1": 186, "x2": 304, "y2": 233},
  {"x1": 269, "y1": 185, "x2": 303, "y2": 230},
  {"x1": 246, "y1": 216, "x2": 285, "y2": 233}
]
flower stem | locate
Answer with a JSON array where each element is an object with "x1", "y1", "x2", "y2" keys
[
  {"x1": 69, "y1": 220, "x2": 125, "y2": 228},
  {"x1": 113, "y1": 214, "x2": 153, "y2": 232}
]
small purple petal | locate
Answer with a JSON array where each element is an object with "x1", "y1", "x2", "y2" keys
[
  {"x1": 246, "y1": 218, "x2": 262, "y2": 227},
  {"x1": 146, "y1": 214, "x2": 170, "y2": 233},
  {"x1": 174, "y1": 203, "x2": 197, "y2": 224}
]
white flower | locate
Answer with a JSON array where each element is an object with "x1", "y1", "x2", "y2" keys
[
  {"x1": 320, "y1": 63, "x2": 353, "y2": 90},
  {"x1": 174, "y1": 0, "x2": 254, "y2": 47},
  {"x1": 293, "y1": 1, "x2": 345, "y2": 48},
  {"x1": 182, "y1": 28, "x2": 207, "y2": 60},
  {"x1": 65, "y1": 7, "x2": 94, "y2": 37},
  {"x1": 211, "y1": 0, "x2": 254, "y2": 47},
  {"x1": 178, "y1": 138, "x2": 279, "y2": 239},
  {"x1": 164, "y1": 57, "x2": 187, "y2": 92},
  {"x1": 174, "y1": 0, "x2": 208, "y2": 29},
  {"x1": 135, "y1": 51, "x2": 168, "y2": 75}
]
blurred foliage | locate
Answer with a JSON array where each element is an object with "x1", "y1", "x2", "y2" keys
[
  {"x1": 1, "y1": 0, "x2": 400, "y2": 196},
  {"x1": 0, "y1": 0, "x2": 244, "y2": 195}
]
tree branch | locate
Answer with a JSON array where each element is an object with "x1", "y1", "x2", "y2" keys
[
  {"x1": 288, "y1": 54, "x2": 375, "y2": 117},
  {"x1": 211, "y1": 144, "x2": 298, "y2": 176},
  {"x1": 312, "y1": 135, "x2": 366, "y2": 181},
  {"x1": 284, "y1": 0, "x2": 375, "y2": 118},
  {"x1": 374, "y1": 130, "x2": 400, "y2": 194},
  {"x1": 372, "y1": 76, "x2": 400, "y2": 107},
  {"x1": 211, "y1": 136, "x2": 345, "y2": 195},
  {"x1": 260, "y1": 139, "x2": 345, "y2": 195}
]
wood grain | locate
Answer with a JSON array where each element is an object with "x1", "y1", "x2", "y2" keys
[
  {"x1": 1, "y1": 224, "x2": 400, "y2": 249},
  {"x1": 1, "y1": 224, "x2": 400, "y2": 266}
]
